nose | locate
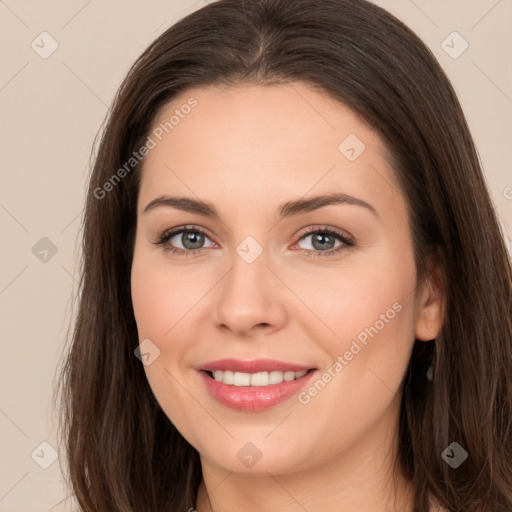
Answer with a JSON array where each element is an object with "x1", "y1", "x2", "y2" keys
[{"x1": 213, "y1": 249, "x2": 288, "y2": 338}]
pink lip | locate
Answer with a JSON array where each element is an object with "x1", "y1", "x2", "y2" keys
[
  {"x1": 198, "y1": 367, "x2": 318, "y2": 412},
  {"x1": 197, "y1": 358, "x2": 314, "y2": 373}
]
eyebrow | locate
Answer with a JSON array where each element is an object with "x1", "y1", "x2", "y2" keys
[{"x1": 143, "y1": 192, "x2": 379, "y2": 219}]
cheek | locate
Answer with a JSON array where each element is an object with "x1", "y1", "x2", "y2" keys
[
  {"x1": 131, "y1": 249, "x2": 204, "y2": 341},
  {"x1": 130, "y1": 251, "x2": 197, "y2": 404},
  {"x1": 286, "y1": 260, "x2": 417, "y2": 455},
  {"x1": 290, "y1": 244, "x2": 417, "y2": 395},
  {"x1": 131, "y1": 268, "x2": 169, "y2": 340},
  {"x1": 130, "y1": 253, "x2": 203, "y2": 441},
  {"x1": 294, "y1": 252, "x2": 415, "y2": 344}
]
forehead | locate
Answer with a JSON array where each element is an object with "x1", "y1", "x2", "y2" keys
[{"x1": 138, "y1": 82, "x2": 403, "y2": 220}]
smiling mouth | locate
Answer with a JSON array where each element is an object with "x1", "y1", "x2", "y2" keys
[{"x1": 204, "y1": 368, "x2": 316, "y2": 387}]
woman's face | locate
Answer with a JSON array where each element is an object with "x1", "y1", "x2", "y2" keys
[{"x1": 131, "y1": 82, "x2": 442, "y2": 475}]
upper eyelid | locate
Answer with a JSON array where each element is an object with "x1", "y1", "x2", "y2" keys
[
  {"x1": 160, "y1": 225, "x2": 216, "y2": 243},
  {"x1": 298, "y1": 225, "x2": 353, "y2": 241}
]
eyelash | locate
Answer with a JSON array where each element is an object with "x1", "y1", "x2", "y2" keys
[{"x1": 153, "y1": 224, "x2": 355, "y2": 258}]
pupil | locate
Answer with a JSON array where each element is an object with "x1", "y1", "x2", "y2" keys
[
  {"x1": 183, "y1": 231, "x2": 204, "y2": 249},
  {"x1": 313, "y1": 233, "x2": 334, "y2": 251}
]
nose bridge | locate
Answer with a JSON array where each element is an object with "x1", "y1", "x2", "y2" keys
[{"x1": 231, "y1": 237, "x2": 269, "y2": 289}]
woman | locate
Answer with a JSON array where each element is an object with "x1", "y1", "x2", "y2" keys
[{"x1": 57, "y1": 0, "x2": 512, "y2": 510}]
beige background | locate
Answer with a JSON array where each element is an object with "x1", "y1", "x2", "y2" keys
[{"x1": 0, "y1": 1, "x2": 511, "y2": 510}]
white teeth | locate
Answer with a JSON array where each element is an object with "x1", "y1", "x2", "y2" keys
[
  {"x1": 211, "y1": 369, "x2": 309, "y2": 386},
  {"x1": 233, "y1": 372, "x2": 251, "y2": 386},
  {"x1": 250, "y1": 372, "x2": 269, "y2": 386},
  {"x1": 223, "y1": 370, "x2": 234, "y2": 385},
  {"x1": 269, "y1": 371, "x2": 284, "y2": 385}
]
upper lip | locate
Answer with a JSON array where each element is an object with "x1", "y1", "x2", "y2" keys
[{"x1": 197, "y1": 358, "x2": 315, "y2": 373}]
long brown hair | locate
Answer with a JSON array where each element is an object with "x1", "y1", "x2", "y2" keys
[{"x1": 56, "y1": 0, "x2": 512, "y2": 510}]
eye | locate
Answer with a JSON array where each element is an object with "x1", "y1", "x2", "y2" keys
[
  {"x1": 153, "y1": 225, "x2": 216, "y2": 256},
  {"x1": 293, "y1": 226, "x2": 355, "y2": 258},
  {"x1": 153, "y1": 224, "x2": 355, "y2": 258}
]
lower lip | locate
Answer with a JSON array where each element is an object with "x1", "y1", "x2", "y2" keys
[{"x1": 198, "y1": 370, "x2": 318, "y2": 412}]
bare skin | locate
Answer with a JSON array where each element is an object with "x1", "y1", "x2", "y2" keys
[{"x1": 130, "y1": 82, "x2": 444, "y2": 512}]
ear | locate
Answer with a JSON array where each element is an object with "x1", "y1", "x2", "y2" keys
[{"x1": 415, "y1": 252, "x2": 445, "y2": 342}]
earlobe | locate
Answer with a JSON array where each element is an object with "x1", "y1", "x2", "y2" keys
[
  {"x1": 415, "y1": 300, "x2": 443, "y2": 341},
  {"x1": 415, "y1": 259, "x2": 445, "y2": 342}
]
